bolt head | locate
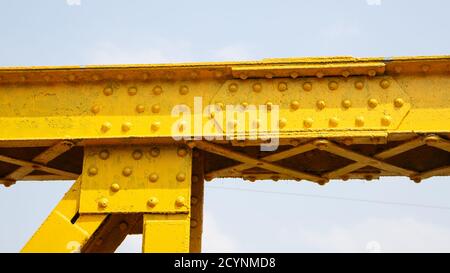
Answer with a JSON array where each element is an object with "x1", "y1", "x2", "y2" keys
[
  {"x1": 316, "y1": 100, "x2": 326, "y2": 110},
  {"x1": 328, "y1": 81, "x2": 338, "y2": 90},
  {"x1": 368, "y1": 69, "x2": 377, "y2": 77},
  {"x1": 98, "y1": 198, "x2": 108, "y2": 209},
  {"x1": 122, "y1": 167, "x2": 132, "y2": 177},
  {"x1": 192, "y1": 175, "x2": 199, "y2": 183},
  {"x1": 136, "y1": 104, "x2": 145, "y2": 113},
  {"x1": 91, "y1": 105, "x2": 100, "y2": 114},
  {"x1": 151, "y1": 121, "x2": 160, "y2": 132},
  {"x1": 175, "y1": 196, "x2": 186, "y2": 207},
  {"x1": 88, "y1": 167, "x2": 98, "y2": 176},
  {"x1": 149, "y1": 173, "x2": 159, "y2": 183},
  {"x1": 101, "y1": 122, "x2": 112, "y2": 133},
  {"x1": 355, "y1": 116, "x2": 365, "y2": 127},
  {"x1": 303, "y1": 82, "x2": 312, "y2": 91},
  {"x1": 394, "y1": 98, "x2": 404, "y2": 108},
  {"x1": 121, "y1": 122, "x2": 132, "y2": 132},
  {"x1": 342, "y1": 99, "x2": 352, "y2": 109},
  {"x1": 380, "y1": 79, "x2": 390, "y2": 89},
  {"x1": 177, "y1": 147, "x2": 188, "y2": 157},
  {"x1": 179, "y1": 85, "x2": 189, "y2": 95},
  {"x1": 329, "y1": 117, "x2": 339, "y2": 127},
  {"x1": 132, "y1": 150, "x2": 143, "y2": 160},
  {"x1": 303, "y1": 118, "x2": 313, "y2": 128},
  {"x1": 110, "y1": 183, "x2": 120, "y2": 192},
  {"x1": 176, "y1": 172, "x2": 186, "y2": 182},
  {"x1": 278, "y1": 118, "x2": 287, "y2": 128},
  {"x1": 290, "y1": 100, "x2": 300, "y2": 110},
  {"x1": 278, "y1": 82, "x2": 288, "y2": 92},
  {"x1": 151, "y1": 104, "x2": 160, "y2": 113},
  {"x1": 150, "y1": 147, "x2": 160, "y2": 157},
  {"x1": 228, "y1": 83, "x2": 238, "y2": 92},
  {"x1": 368, "y1": 98, "x2": 378, "y2": 108},
  {"x1": 103, "y1": 87, "x2": 113, "y2": 96},
  {"x1": 119, "y1": 222, "x2": 128, "y2": 231},
  {"x1": 191, "y1": 219, "x2": 198, "y2": 228},
  {"x1": 354, "y1": 81, "x2": 364, "y2": 90},
  {"x1": 252, "y1": 83, "x2": 262, "y2": 92},
  {"x1": 381, "y1": 115, "x2": 392, "y2": 126},
  {"x1": 147, "y1": 197, "x2": 159, "y2": 207},
  {"x1": 128, "y1": 87, "x2": 138, "y2": 96},
  {"x1": 153, "y1": 86, "x2": 162, "y2": 95}
]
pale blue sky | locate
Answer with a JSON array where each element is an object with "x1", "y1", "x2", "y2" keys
[{"x1": 1, "y1": 0, "x2": 450, "y2": 252}]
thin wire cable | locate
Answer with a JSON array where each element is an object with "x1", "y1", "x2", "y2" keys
[{"x1": 207, "y1": 185, "x2": 450, "y2": 211}]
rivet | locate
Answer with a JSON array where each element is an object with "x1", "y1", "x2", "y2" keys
[
  {"x1": 253, "y1": 119, "x2": 260, "y2": 129},
  {"x1": 68, "y1": 75, "x2": 76, "y2": 81},
  {"x1": 278, "y1": 118, "x2": 287, "y2": 128},
  {"x1": 343, "y1": 138, "x2": 353, "y2": 146},
  {"x1": 354, "y1": 81, "x2": 364, "y2": 90},
  {"x1": 394, "y1": 98, "x2": 404, "y2": 108},
  {"x1": 329, "y1": 117, "x2": 339, "y2": 127},
  {"x1": 316, "y1": 71, "x2": 324, "y2": 78},
  {"x1": 290, "y1": 139, "x2": 300, "y2": 146},
  {"x1": 99, "y1": 150, "x2": 109, "y2": 160},
  {"x1": 147, "y1": 197, "x2": 159, "y2": 207},
  {"x1": 290, "y1": 100, "x2": 300, "y2": 110},
  {"x1": 136, "y1": 104, "x2": 145, "y2": 113},
  {"x1": 119, "y1": 222, "x2": 128, "y2": 231},
  {"x1": 394, "y1": 66, "x2": 402, "y2": 73},
  {"x1": 142, "y1": 72, "x2": 149, "y2": 80},
  {"x1": 239, "y1": 73, "x2": 248, "y2": 80},
  {"x1": 110, "y1": 183, "x2": 120, "y2": 192},
  {"x1": 98, "y1": 198, "x2": 108, "y2": 208},
  {"x1": 252, "y1": 83, "x2": 262, "y2": 92},
  {"x1": 91, "y1": 105, "x2": 100, "y2": 114},
  {"x1": 95, "y1": 238, "x2": 103, "y2": 246},
  {"x1": 192, "y1": 175, "x2": 199, "y2": 183},
  {"x1": 328, "y1": 81, "x2": 338, "y2": 90},
  {"x1": 380, "y1": 79, "x2": 390, "y2": 89},
  {"x1": 151, "y1": 104, "x2": 160, "y2": 113},
  {"x1": 318, "y1": 179, "x2": 328, "y2": 186},
  {"x1": 368, "y1": 69, "x2": 377, "y2": 77},
  {"x1": 381, "y1": 115, "x2": 392, "y2": 126},
  {"x1": 88, "y1": 167, "x2": 98, "y2": 176},
  {"x1": 278, "y1": 82, "x2": 288, "y2": 92},
  {"x1": 44, "y1": 75, "x2": 51, "y2": 82},
  {"x1": 149, "y1": 173, "x2": 159, "y2": 183},
  {"x1": 316, "y1": 100, "x2": 326, "y2": 110},
  {"x1": 19, "y1": 75, "x2": 26, "y2": 82},
  {"x1": 165, "y1": 72, "x2": 174, "y2": 80},
  {"x1": 176, "y1": 172, "x2": 186, "y2": 182},
  {"x1": 266, "y1": 102, "x2": 273, "y2": 111},
  {"x1": 265, "y1": 73, "x2": 273, "y2": 79},
  {"x1": 153, "y1": 86, "x2": 162, "y2": 95},
  {"x1": 410, "y1": 176, "x2": 422, "y2": 183},
  {"x1": 368, "y1": 98, "x2": 378, "y2": 108},
  {"x1": 303, "y1": 118, "x2": 313, "y2": 128},
  {"x1": 151, "y1": 121, "x2": 160, "y2": 132},
  {"x1": 341, "y1": 70, "x2": 350, "y2": 77},
  {"x1": 122, "y1": 167, "x2": 132, "y2": 177},
  {"x1": 175, "y1": 196, "x2": 186, "y2": 207},
  {"x1": 364, "y1": 175, "x2": 373, "y2": 181},
  {"x1": 290, "y1": 72, "x2": 299, "y2": 79},
  {"x1": 190, "y1": 71, "x2": 199, "y2": 79},
  {"x1": 132, "y1": 150, "x2": 143, "y2": 160},
  {"x1": 128, "y1": 87, "x2": 138, "y2": 96},
  {"x1": 303, "y1": 82, "x2": 313, "y2": 91},
  {"x1": 315, "y1": 139, "x2": 329, "y2": 150},
  {"x1": 215, "y1": 71, "x2": 223, "y2": 78},
  {"x1": 92, "y1": 75, "x2": 100, "y2": 81},
  {"x1": 241, "y1": 102, "x2": 248, "y2": 109},
  {"x1": 117, "y1": 74, "x2": 124, "y2": 80},
  {"x1": 228, "y1": 83, "x2": 238, "y2": 92},
  {"x1": 421, "y1": 65, "x2": 430, "y2": 72},
  {"x1": 424, "y1": 135, "x2": 440, "y2": 145},
  {"x1": 191, "y1": 219, "x2": 198, "y2": 228},
  {"x1": 341, "y1": 175, "x2": 350, "y2": 181},
  {"x1": 355, "y1": 116, "x2": 365, "y2": 127},
  {"x1": 177, "y1": 147, "x2": 188, "y2": 157},
  {"x1": 179, "y1": 85, "x2": 189, "y2": 95},
  {"x1": 103, "y1": 87, "x2": 113, "y2": 96},
  {"x1": 150, "y1": 147, "x2": 160, "y2": 157},
  {"x1": 342, "y1": 99, "x2": 352, "y2": 109},
  {"x1": 101, "y1": 122, "x2": 112, "y2": 132},
  {"x1": 121, "y1": 122, "x2": 131, "y2": 132}
]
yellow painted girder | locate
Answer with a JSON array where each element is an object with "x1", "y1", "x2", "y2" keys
[{"x1": 0, "y1": 56, "x2": 448, "y2": 146}]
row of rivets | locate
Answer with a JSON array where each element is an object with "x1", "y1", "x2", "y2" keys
[
  {"x1": 225, "y1": 79, "x2": 392, "y2": 93},
  {"x1": 97, "y1": 195, "x2": 187, "y2": 209}
]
